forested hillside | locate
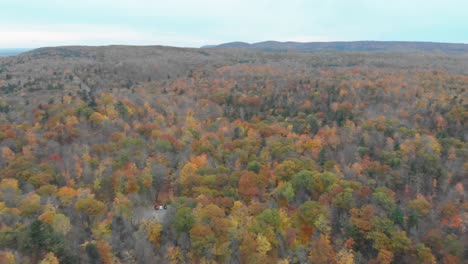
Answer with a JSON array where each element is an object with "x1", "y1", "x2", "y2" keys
[
  {"x1": 207, "y1": 41, "x2": 468, "y2": 54},
  {"x1": 0, "y1": 46, "x2": 467, "y2": 263}
]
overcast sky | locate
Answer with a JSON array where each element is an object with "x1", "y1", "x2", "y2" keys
[{"x1": 1, "y1": 0, "x2": 467, "y2": 48}]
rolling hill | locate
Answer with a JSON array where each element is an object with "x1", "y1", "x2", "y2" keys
[{"x1": 205, "y1": 40, "x2": 468, "y2": 54}]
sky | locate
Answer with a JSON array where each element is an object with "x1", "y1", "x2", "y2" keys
[{"x1": 1, "y1": 0, "x2": 467, "y2": 48}]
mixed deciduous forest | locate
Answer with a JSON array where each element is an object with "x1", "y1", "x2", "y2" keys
[{"x1": 0, "y1": 46, "x2": 467, "y2": 263}]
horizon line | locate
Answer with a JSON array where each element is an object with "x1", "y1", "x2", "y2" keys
[{"x1": 1, "y1": 39, "x2": 468, "y2": 50}]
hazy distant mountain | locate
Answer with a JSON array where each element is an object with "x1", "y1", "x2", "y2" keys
[
  {"x1": 204, "y1": 41, "x2": 468, "y2": 53},
  {"x1": 0, "y1": 48, "x2": 31, "y2": 57},
  {"x1": 213, "y1": 42, "x2": 252, "y2": 49}
]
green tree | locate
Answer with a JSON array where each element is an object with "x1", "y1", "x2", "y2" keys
[
  {"x1": 27, "y1": 220, "x2": 77, "y2": 264},
  {"x1": 247, "y1": 160, "x2": 261, "y2": 173},
  {"x1": 407, "y1": 211, "x2": 419, "y2": 229},
  {"x1": 298, "y1": 201, "x2": 328, "y2": 229},
  {"x1": 85, "y1": 242, "x2": 100, "y2": 264},
  {"x1": 390, "y1": 207, "x2": 404, "y2": 226},
  {"x1": 174, "y1": 206, "x2": 195, "y2": 234},
  {"x1": 372, "y1": 187, "x2": 395, "y2": 210},
  {"x1": 318, "y1": 148, "x2": 327, "y2": 166},
  {"x1": 275, "y1": 182, "x2": 295, "y2": 203}
]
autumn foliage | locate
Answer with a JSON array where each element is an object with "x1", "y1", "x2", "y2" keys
[{"x1": 0, "y1": 46, "x2": 466, "y2": 263}]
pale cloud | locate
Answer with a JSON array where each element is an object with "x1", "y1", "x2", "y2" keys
[
  {"x1": 0, "y1": 24, "x2": 215, "y2": 48},
  {"x1": 1, "y1": 0, "x2": 467, "y2": 47}
]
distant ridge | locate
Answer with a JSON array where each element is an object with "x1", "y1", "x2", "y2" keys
[
  {"x1": 203, "y1": 41, "x2": 468, "y2": 54},
  {"x1": 0, "y1": 48, "x2": 32, "y2": 57},
  {"x1": 214, "y1": 42, "x2": 251, "y2": 48}
]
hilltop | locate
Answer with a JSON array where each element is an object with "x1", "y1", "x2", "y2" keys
[{"x1": 1, "y1": 45, "x2": 467, "y2": 101}]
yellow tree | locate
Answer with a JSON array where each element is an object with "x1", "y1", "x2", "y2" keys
[
  {"x1": 335, "y1": 248, "x2": 354, "y2": 264},
  {"x1": 19, "y1": 192, "x2": 43, "y2": 216},
  {"x1": 140, "y1": 220, "x2": 163, "y2": 247},
  {"x1": 377, "y1": 249, "x2": 394, "y2": 264},
  {"x1": 57, "y1": 186, "x2": 77, "y2": 205},
  {"x1": 2, "y1": 147, "x2": 15, "y2": 165},
  {"x1": 179, "y1": 154, "x2": 207, "y2": 195},
  {"x1": 51, "y1": 213, "x2": 72, "y2": 235},
  {"x1": 350, "y1": 205, "x2": 375, "y2": 233},
  {"x1": 75, "y1": 197, "x2": 107, "y2": 217},
  {"x1": 166, "y1": 247, "x2": 184, "y2": 264},
  {"x1": 39, "y1": 252, "x2": 59, "y2": 264},
  {"x1": 0, "y1": 251, "x2": 16, "y2": 264},
  {"x1": 256, "y1": 234, "x2": 271, "y2": 260},
  {"x1": 89, "y1": 112, "x2": 108, "y2": 126}
]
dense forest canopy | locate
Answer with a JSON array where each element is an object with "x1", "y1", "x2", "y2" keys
[{"x1": 0, "y1": 46, "x2": 467, "y2": 263}]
